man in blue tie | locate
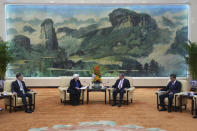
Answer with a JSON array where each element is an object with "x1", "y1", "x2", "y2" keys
[
  {"x1": 11, "y1": 73, "x2": 33, "y2": 113},
  {"x1": 112, "y1": 73, "x2": 130, "y2": 107},
  {"x1": 159, "y1": 74, "x2": 182, "y2": 112}
]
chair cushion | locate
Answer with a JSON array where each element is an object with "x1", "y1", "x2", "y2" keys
[
  {"x1": 163, "y1": 95, "x2": 187, "y2": 106},
  {"x1": 58, "y1": 87, "x2": 83, "y2": 101},
  {"x1": 4, "y1": 80, "x2": 14, "y2": 92},
  {"x1": 109, "y1": 88, "x2": 134, "y2": 101},
  {"x1": 179, "y1": 80, "x2": 189, "y2": 92},
  {"x1": 60, "y1": 77, "x2": 71, "y2": 87},
  {"x1": 4, "y1": 97, "x2": 30, "y2": 106}
]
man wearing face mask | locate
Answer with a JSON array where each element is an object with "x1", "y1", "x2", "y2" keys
[
  {"x1": 159, "y1": 74, "x2": 182, "y2": 112},
  {"x1": 11, "y1": 73, "x2": 33, "y2": 113},
  {"x1": 67, "y1": 74, "x2": 82, "y2": 106}
]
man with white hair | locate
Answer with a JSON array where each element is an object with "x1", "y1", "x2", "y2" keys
[{"x1": 67, "y1": 74, "x2": 82, "y2": 106}]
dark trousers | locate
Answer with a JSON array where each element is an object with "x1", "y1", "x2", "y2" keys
[
  {"x1": 159, "y1": 93, "x2": 174, "y2": 110},
  {"x1": 195, "y1": 109, "x2": 197, "y2": 116},
  {"x1": 113, "y1": 89, "x2": 125, "y2": 104},
  {"x1": 18, "y1": 93, "x2": 32, "y2": 109},
  {"x1": 69, "y1": 90, "x2": 81, "y2": 105}
]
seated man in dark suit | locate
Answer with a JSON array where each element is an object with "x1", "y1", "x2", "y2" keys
[
  {"x1": 67, "y1": 74, "x2": 82, "y2": 106},
  {"x1": 11, "y1": 73, "x2": 33, "y2": 113},
  {"x1": 159, "y1": 74, "x2": 182, "y2": 112},
  {"x1": 112, "y1": 73, "x2": 130, "y2": 107}
]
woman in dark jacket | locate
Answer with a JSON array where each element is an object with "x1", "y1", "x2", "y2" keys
[{"x1": 67, "y1": 74, "x2": 82, "y2": 106}]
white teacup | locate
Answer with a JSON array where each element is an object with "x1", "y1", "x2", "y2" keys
[
  {"x1": 184, "y1": 92, "x2": 188, "y2": 95},
  {"x1": 3, "y1": 91, "x2": 7, "y2": 96}
]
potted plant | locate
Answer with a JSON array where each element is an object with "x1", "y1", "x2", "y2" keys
[
  {"x1": 185, "y1": 41, "x2": 197, "y2": 91},
  {"x1": 92, "y1": 65, "x2": 102, "y2": 89},
  {"x1": 0, "y1": 37, "x2": 12, "y2": 91}
]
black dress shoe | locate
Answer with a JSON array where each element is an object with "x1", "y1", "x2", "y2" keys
[
  {"x1": 112, "y1": 103, "x2": 116, "y2": 106},
  {"x1": 25, "y1": 109, "x2": 32, "y2": 113},
  {"x1": 72, "y1": 104, "x2": 78, "y2": 106},
  {"x1": 29, "y1": 108, "x2": 34, "y2": 112},
  {"x1": 118, "y1": 103, "x2": 122, "y2": 107},
  {"x1": 193, "y1": 115, "x2": 197, "y2": 118},
  {"x1": 168, "y1": 106, "x2": 172, "y2": 112},
  {"x1": 159, "y1": 108, "x2": 167, "y2": 111}
]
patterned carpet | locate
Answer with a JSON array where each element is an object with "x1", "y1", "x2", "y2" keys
[
  {"x1": 28, "y1": 121, "x2": 165, "y2": 131},
  {"x1": 0, "y1": 88, "x2": 196, "y2": 131}
]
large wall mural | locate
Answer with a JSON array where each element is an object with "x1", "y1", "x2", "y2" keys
[{"x1": 6, "y1": 4, "x2": 189, "y2": 77}]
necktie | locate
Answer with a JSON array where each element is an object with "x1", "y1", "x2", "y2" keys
[
  {"x1": 19, "y1": 81, "x2": 25, "y2": 94},
  {"x1": 118, "y1": 80, "x2": 123, "y2": 89}
]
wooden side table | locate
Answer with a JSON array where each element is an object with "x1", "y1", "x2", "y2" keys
[
  {"x1": 80, "y1": 88, "x2": 85, "y2": 104},
  {"x1": 0, "y1": 93, "x2": 12, "y2": 113},
  {"x1": 179, "y1": 94, "x2": 194, "y2": 114},
  {"x1": 87, "y1": 87, "x2": 107, "y2": 104}
]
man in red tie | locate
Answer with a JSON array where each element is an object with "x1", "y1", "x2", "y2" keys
[{"x1": 112, "y1": 73, "x2": 130, "y2": 107}]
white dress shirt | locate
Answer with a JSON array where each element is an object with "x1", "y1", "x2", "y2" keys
[
  {"x1": 17, "y1": 80, "x2": 25, "y2": 94},
  {"x1": 172, "y1": 80, "x2": 176, "y2": 85},
  {"x1": 118, "y1": 79, "x2": 124, "y2": 89}
]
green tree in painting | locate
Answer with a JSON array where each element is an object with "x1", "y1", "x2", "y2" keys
[{"x1": 149, "y1": 60, "x2": 160, "y2": 76}]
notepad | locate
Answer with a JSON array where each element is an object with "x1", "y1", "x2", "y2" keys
[
  {"x1": 158, "y1": 91, "x2": 166, "y2": 93},
  {"x1": 81, "y1": 86, "x2": 87, "y2": 89}
]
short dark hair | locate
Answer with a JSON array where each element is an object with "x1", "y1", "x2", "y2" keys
[
  {"x1": 170, "y1": 74, "x2": 176, "y2": 78},
  {"x1": 16, "y1": 73, "x2": 22, "y2": 78},
  {"x1": 119, "y1": 73, "x2": 124, "y2": 76}
]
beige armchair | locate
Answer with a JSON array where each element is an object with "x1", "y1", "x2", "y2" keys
[
  {"x1": 108, "y1": 79, "x2": 135, "y2": 105},
  {"x1": 58, "y1": 77, "x2": 85, "y2": 104},
  {"x1": 3, "y1": 80, "x2": 36, "y2": 112},
  {"x1": 156, "y1": 79, "x2": 189, "y2": 111}
]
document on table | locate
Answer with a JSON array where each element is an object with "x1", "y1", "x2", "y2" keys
[
  {"x1": 158, "y1": 91, "x2": 166, "y2": 93},
  {"x1": 80, "y1": 86, "x2": 87, "y2": 89}
]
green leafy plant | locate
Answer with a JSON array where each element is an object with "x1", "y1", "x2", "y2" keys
[
  {"x1": 0, "y1": 37, "x2": 12, "y2": 80},
  {"x1": 185, "y1": 41, "x2": 197, "y2": 80}
]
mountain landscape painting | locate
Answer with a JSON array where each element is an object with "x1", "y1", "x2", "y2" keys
[{"x1": 5, "y1": 4, "x2": 189, "y2": 77}]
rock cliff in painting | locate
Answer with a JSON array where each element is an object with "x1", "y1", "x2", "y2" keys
[{"x1": 40, "y1": 18, "x2": 58, "y2": 50}]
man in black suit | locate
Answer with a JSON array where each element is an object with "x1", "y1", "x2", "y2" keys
[
  {"x1": 159, "y1": 74, "x2": 182, "y2": 112},
  {"x1": 11, "y1": 73, "x2": 33, "y2": 113},
  {"x1": 67, "y1": 74, "x2": 82, "y2": 106},
  {"x1": 112, "y1": 73, "x2": 130, "y2": 107}
]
